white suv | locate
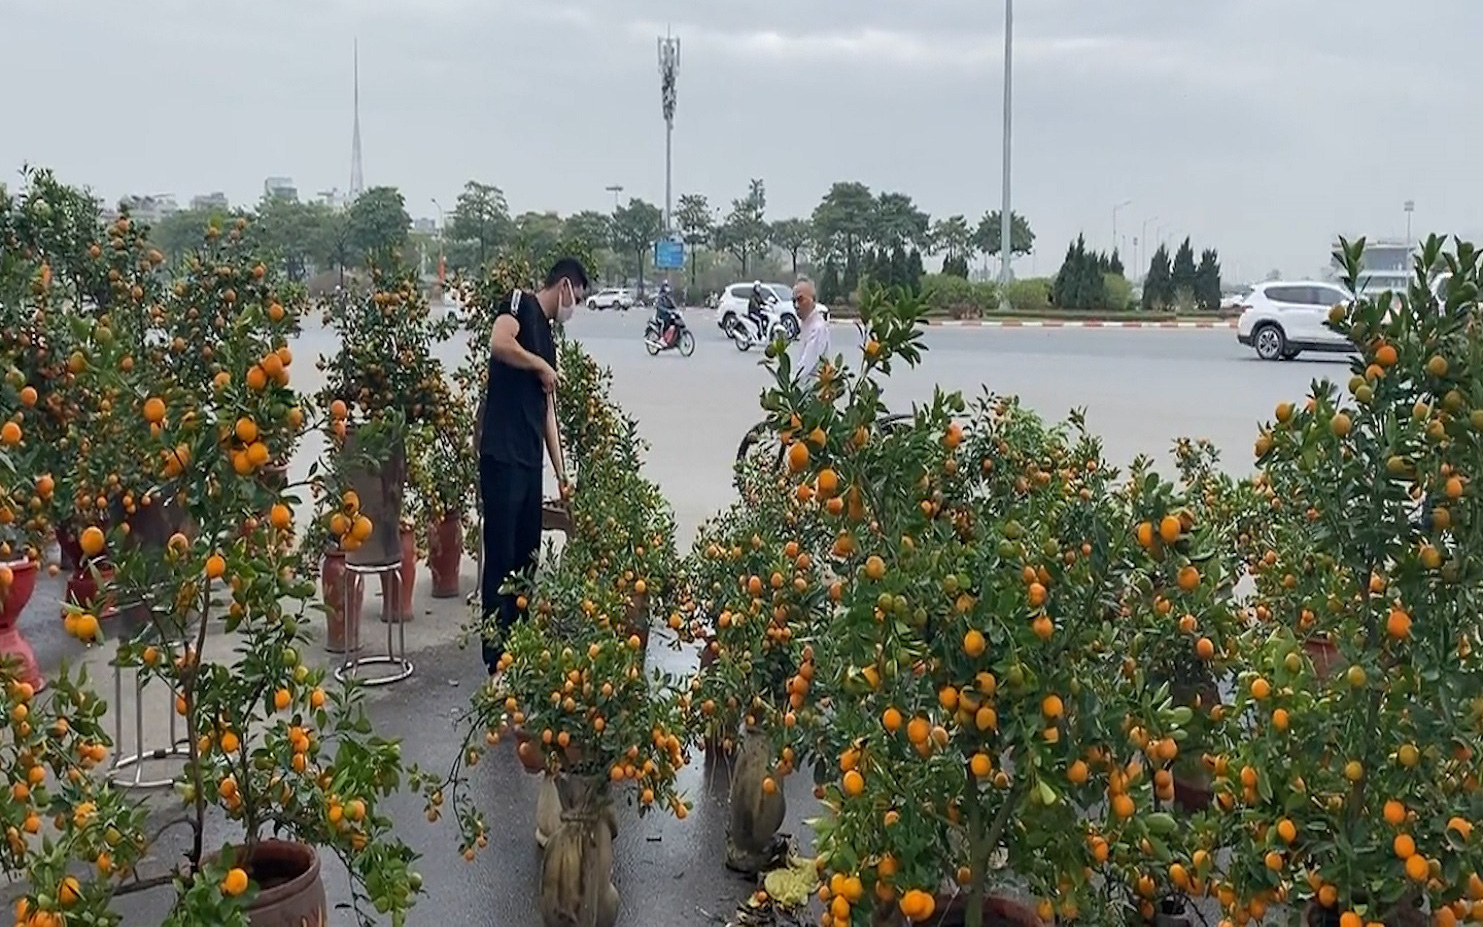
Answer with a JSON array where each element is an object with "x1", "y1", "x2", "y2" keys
[
  {"x1": 586, "y1": 288, "x2": 634, "y2": 311},
  {"x1": 1236, "y1": 281, "x2": 1354, "y2": 361}
]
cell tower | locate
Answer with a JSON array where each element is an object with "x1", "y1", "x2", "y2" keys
[
  {"x1": 658, "y1": 32, "x2": 680, "y2": 234},
  {"x1": 349, "y1": 39, "x2": 364, "y2": 202}
]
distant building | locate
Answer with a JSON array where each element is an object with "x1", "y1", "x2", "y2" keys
[
  {"x1": 413, "y1": 217, "x2": 436, "y2": 234},
  {"x1": 190, "y1": 192, "x2": 229, "y2": 211},
  {"x1": 317, "y1": 188, "x2": 350, "y2": 211},
  {"x1": 1330, "y1": 237, "x2": 1412, "y2": 295},
  {"x1": 263, "y1": 176, "x2": 298, "y2": 202},
  {"x1": 117, "y1": 194, "x2": 179, "y2": 225}
]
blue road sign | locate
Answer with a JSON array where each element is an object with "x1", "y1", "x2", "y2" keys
[{"x1": 654, "y1": 237, "x2": 685, "y2": 270}]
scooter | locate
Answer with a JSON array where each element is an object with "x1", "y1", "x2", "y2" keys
[
  {"x1": 644, "y1": 312, "x2": 695, "y2": 356},
  {"x1": 725, "y1": 298, "x2": 791, "y2": 352}
]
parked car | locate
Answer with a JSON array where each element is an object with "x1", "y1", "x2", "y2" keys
[
  {"x1": 1235, "y1": 280, "x2": 1353, "y2": 361},
  {"x1": 587, "y1": 288, "x2": 635, "y2": 310}
]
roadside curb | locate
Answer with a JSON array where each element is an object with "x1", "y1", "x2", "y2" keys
[{"x1": 919, "y1": 318, "x2": 1238, "y2": 329}]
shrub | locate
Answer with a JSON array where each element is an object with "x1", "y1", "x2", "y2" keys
[
  {"x1": 1004, "y1": 277, "x2": 1052, "y2": 313},
  {"x1": 919, "y1": 274, "x2": 997, "y2": 319}
]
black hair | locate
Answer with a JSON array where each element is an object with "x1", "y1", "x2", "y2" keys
[{"x1": 544, "y1": 257, "x2": 589, "y2": 292}]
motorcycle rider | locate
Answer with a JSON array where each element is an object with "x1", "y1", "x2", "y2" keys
[
  {"x1": 653, "y1": 280, "x2": 680, "y2": 346},
  {"x1": 745, "y1": 280, "x2": 772, "y2": 336}
]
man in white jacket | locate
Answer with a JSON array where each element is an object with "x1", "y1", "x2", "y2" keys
[{"x1": 792, "y1": 276, "x2": 831, "y2": 389}]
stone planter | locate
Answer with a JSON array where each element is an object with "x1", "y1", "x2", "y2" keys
[
  {"x1": 539, "y1": 773, "x2": 619, "y2": 927},
  {"x1": 427, "y1": 514, "x2": 462, "y2": 598},
  {"x1": 320, "y1": 551, "x2": 364, "y2": 654},
  {"x1": 0, "y1": 559, "x2": 45, "y2": 691},
  {"x1": 725, "y1": 723, "x2": 787, "y2": 875}
]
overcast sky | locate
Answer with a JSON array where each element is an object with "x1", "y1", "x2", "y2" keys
[{"x1": 3, "y1": 0, "x2": 1476, "y2": 282}]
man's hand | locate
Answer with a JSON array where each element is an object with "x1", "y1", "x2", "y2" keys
[
  {"x1": 558, "y1": 478, "x2": 574, "y2": 501},
  {"x1": 537, "y1": 360, "x2": 558, "y2": 394}
]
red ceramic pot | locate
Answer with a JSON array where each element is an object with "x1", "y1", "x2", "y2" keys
[
  {"x1": 931, "y1": 894, "x2": 1045, "y2": 927},
  {"x1": 1304, "y1": 636, "x2": 1342, "y2": 680},
  {"x1": 226, "y1": 839, "x2": 327, "y2": 927},
  {"x1": 380, "y1": 528, "x2": 416, "y2": 623},
  {"x1": 427, "y1": 515, "x2": 462, "y2": 598},
  {"x1": 320, "y1": 551, "x2": 364, "y2": 653},
  {"x1": 0, "y1": 560, "x2": 45, "y2": 692}
]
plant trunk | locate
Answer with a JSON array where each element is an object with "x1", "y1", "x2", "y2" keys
[
  {"x1": 539, "y1": 773, "x2": 619, "y2": 927},
  {"x1": 725, "y1": 723, "x2": 787, "y2": 875}
]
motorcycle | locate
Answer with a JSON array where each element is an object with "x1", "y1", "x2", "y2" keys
[
  {"x1": 645, "y1": 311, "x2": 695, "y2": 357},
  {"x1": 725, "y1": 296, "x2": 791, "y2": 352}
]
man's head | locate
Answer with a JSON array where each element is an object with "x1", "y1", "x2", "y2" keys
[
  {"x1": 537, "y1": 257, "x2": 590, "y2": 323},
  {"x1": 793, "y1": 276, "x2": 817, "y2": 318}
]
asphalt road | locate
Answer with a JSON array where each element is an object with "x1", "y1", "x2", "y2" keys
[{"x1": 15, "y1": 306, "x2": 1353, "y2": 926}]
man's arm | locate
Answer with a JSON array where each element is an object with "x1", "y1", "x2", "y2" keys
[
  {"x1": 492, "y1": 314, "x2": 557, "y2": 391},
  {"x1": 544, "y1": 393, "x2": 567, "y2": 490}
]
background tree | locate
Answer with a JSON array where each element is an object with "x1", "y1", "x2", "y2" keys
[
  {"x1": 930, "y1": 215, "x2": 975, "y2": 278},
  {"x1": 511, "y1": 211, "x2": 566, "y2": 260},
  {"x1": 255, "y1": 196, "x2": 329, "y2": 282},
  {"x1": 1051, "y1": 235, "x2": 1107, "y2": 311},
  {"x1": 347, "y1": 186, "x2": 411, "y2": 265},
  {"x1": 975, "y1": 209, "x2": 1036, "y2": 260},
  {"x1": 448, "y1": 180, "x2": 512, "y2": 269},
  {"x1": 870, "y1": 191, "x2": 930, "y2": 253},
  {"x1": 608, "y1": 197, "x2": 663, "y2": 293},
  {"x1": 563, "y1": 210, "x2": 613, "y2": 272},
  {"x1": 150, "y1": 207, "x2": 231, "y2": 265},
  {"x1": 715, "y1": 179, "x2": 769, "y2": 277},
  {"x1": 1142, "y1": 244, "x2": 1174, "y2": 310},
  {"x1": 1194, "y1": 248, "x2": 1223, "y2": 311},
  {"x1": 770, "y1": 218, "x2": 812, "y2": 278},
  {"x1": 811, "y1": 181, "x2": 875, "y2": 294},
  {"x1": 1170, "y1": 237, "x2": 1198, "y2": 306},
  {"x1": 1107, "y1": 248, "x2": 1125, "y2": 278},
  {"x1": 314, "y1": 209, "x2": 355, "y2": 287},
  {"x1": 674, "y1": 193, "x2": 713, "y2": 297}
]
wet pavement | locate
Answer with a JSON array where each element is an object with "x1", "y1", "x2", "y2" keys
[{"x1": 6, "y1": 308, "x2": 1333, "y2": 924}]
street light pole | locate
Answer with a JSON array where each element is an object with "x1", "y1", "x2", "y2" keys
[
  {"x1": 1139, "y1": 216, "x2": 1158, "y2": 280},
  {"x1": 1404, "y1": 199, "x2": 1415, "y2": 257},
  {"x1": 658, "y1": 33, "x2": 681, "y2": 236},
  {"x1": 605, "y1": 185, "x2": 624, "y2": 211},
  {"x1": 430, "y1": 197, "x2": 446, "y2": 288},
  {"x1": 997, "y1": 0, "x2": 1014, "y2": 311},
  {"x1": 1112, "y1": 200, "x2": 1132, "y2": 254}
]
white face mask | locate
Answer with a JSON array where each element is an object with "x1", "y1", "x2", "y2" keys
[{"x1": 556, "y1": 281, "x2": 577, "y2": 323}]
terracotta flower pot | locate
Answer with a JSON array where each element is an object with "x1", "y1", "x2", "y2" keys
[
  {"x1": 0, "y1": 560, "x2": 45, "y2": 692},
  {"x1": 320, "y1": 551, "x2": 364, "y2": 654},
  {"x1": 515, "y1": 728, "x2": 547, "y2": 774},
  {"x1": 626, "y1": 591, "x2": 651, "y2": 650},
  {"x1": 427, "y1": 514, "x2": 462, "y2": 598},
  {"x1": 1304, "y1": 636, "x2": 1343, "y2": 680},
  {"x1": 872, "y1": 894, "x2": 1045, "y2": 927},
  {"x1": 380, "y1": 527, "x2": 416, "y2": 623},
  {"x1": 66, "y1": 563, "x2": 119, "y2": 620},
  {"x1": 232, "y1": 839, "x2": 327, "y2": 927},
  {"x1": 1172, "y1": 773, "x2": 1214, "y2": 814}
]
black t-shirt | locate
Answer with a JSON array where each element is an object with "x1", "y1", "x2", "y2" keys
[{"x1": 480, "y1": 290, "x2": 554, "y2": 468}]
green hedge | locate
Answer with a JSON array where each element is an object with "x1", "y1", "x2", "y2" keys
[
  {"x1": 920, "y1": 274, "x2": 999, "y2": 319},
  {"x1": 1005, "y1": 277, "x2": 1053, "y2": 313}
]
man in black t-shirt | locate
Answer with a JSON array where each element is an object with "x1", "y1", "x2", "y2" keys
[{"x1": 479, "y1": 257, "x2": 588, "y2": 674}]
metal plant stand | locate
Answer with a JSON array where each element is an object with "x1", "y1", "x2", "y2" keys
[
  {"x1": 334, "y1": 559, "x2": 413, "y2": 686},
  {"x1": 107, "y1": 625, "x2": 191, "y2": 791}
]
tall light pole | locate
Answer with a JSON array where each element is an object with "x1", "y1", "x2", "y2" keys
[
  {"x1": 1404, "y1": 199, "x2": 1415, "y2": 255},
  {"x1": 430, "y1": 198, "x2": 446, "y2": 288},
  {"x1": 658, "y1": 32, "x2": 681, "y2": 235},
  {"x1": 997, "y1": 0, "x2": 1014, "y2": 311},
  {"x1": 1139, "y1": 216, "x2": 1158, "y2": 280},
  {"x1": 1112, "y1": 200, "x2": 1132, "y2": 254},
  {"x1": 605, "y1": 185, "x2": 624, "y2": 211}
]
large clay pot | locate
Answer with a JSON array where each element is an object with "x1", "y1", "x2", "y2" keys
[
  {"x1": 55, "y1": 525, "x2": 77, "y2": 572},
  {"x1": 1172, "y1": 771, "x2": 1214, "y2": 814},
  {"x1": 1305, "y1": 900, "x2": 1426, "y2": 927},
  {"x1": 341, "y1": 430, "x2": 406, "y2": 569},
  {"x1": 320, "y1": 551, "x2": 364, "y2": 654},
  {"x1": 0, "y1": 560, "x2": 45, "y2": 692},
  {"x1": 625, "y1": 591, "x2": 651, "y2": 651},
  {"x1": 236, "y1": 839, "x2": 328, "y2": 927},
  {"x1": 427, "y1": 514, "x2": 462, "y2": 598},
  {"x1": 1304, "y1": 636, "x2": 1342, "y2": 680},
  {"x1": 380, "y1": 527, "x2": 416, "y2": 623},
  {"x1": 725, "y1": 724, "x2": 787, "y2": 875},
  {"x1": 539, "y1": 774, "x2": 619, "y2": 927}
]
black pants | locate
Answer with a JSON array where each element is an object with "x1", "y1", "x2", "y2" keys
[{"x1": 479, "y1": 456, "x2": 542, "y2": 672}]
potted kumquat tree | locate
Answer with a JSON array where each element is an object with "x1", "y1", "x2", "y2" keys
[{"x1": 1210, "y1": 237, "x2": 1483, "y2": 927}]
